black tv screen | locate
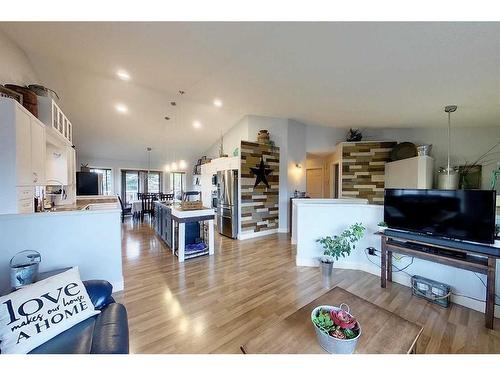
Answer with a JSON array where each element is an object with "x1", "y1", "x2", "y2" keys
[{"x1": 384, "y1": 189, "x2": 496, "y2": 244}]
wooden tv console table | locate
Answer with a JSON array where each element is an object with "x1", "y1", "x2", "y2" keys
[{"x1": 380, "y1": 230, "x2": 499, "y2": 329}]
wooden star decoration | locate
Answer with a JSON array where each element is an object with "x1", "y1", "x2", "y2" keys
[{"x1": 250, "y1": 157, "x2": 273, "y2": 189}]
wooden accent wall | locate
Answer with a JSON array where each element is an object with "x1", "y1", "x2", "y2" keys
[
  {"x1": 240, "y1": 141, "x2": 280, "y2": 236},
  {"x1": 341, "y1": 141, "x2": 396, "y2": 204}
]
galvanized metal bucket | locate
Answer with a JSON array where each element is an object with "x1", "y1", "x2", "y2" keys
[
  {"x1": 311, "y1": 304, "x2": 361, "y2": 354},
  {"x1": 10, "y1": 250, "x2": 41, "y2": 289},
  {"x1": 320, "y1": 261, "x2": 333, "y2": 288}
]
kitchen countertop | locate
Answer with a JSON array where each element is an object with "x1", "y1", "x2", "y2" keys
[
  {"x1": 47, "y1": 197, "x2": 119, "y2": 212},
  {"x1": 155, "y1": 201, "x2": 214, "y2": 219}
]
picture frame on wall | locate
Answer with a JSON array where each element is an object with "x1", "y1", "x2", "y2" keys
[{"x1": 458, "y1": 165, "x2": 482, "y2": 189}]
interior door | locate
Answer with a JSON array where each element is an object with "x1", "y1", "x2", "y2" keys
[{"x1": 306, "y1": 168, "x2": 324, "y2": 198}]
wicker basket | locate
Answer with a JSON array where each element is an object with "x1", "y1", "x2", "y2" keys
[
  {"x1": 5, "y1": 84, "x2": 38, "y2": 118},
  {"x1": 180, "y1": 201, "x2": 203, "y2": 211}
]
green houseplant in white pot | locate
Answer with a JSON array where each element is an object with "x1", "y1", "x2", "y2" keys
[{"x1": 317, "y1": 223, "x2": 365, "y2": 287}]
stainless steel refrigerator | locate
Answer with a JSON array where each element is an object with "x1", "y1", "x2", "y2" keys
[{"x1": 217, "y1": 169, "x2": 238, "y2": 239}]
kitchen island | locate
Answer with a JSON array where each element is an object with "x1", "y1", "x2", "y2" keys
[{"x1": 153, "y1": 202, "x2": 215, "y2": 262}]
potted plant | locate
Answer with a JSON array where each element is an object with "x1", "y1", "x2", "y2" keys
[
  {"x1": 377, "y1": 221, "x2": 388, "y2": 233},
  {"x1": 311, "y1": 303, "x2": 361, "y2": 354},
  {"x1": 316, "y1": 223, "x2": 365, "y2": 286}
]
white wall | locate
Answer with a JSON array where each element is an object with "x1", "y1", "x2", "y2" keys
[
  {"x1": 305, "y1": 124, "x2": 346, "y2": 154},
  {"x1": 294, "y1": 201, "x2": 500, "y2": 317},
  {"x1": 0, "y1": 30, "x2": 38, "y2": 85},
  {"x1": 287, "y1": 120, "x2": 307, "y2": 194},
  {"x1": 205, "y1": 116, "x2": 249, "y2": 159},
  {"x1": 204, "y1": 114, "x2": 499, "y2": 234},
  {"x1": 76, "y1": 155, "x2": 191, "y2": 196},
  {"x1": 363, "y1": 126, "x2": 500, "y2": 191}
]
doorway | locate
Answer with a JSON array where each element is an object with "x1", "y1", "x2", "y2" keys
[
  {"x1": 306, "y1": 168, "x2": 324, "y2": 198},
  {"x1": 330, "y1": 163, "x2": 340, "y2": 198}
]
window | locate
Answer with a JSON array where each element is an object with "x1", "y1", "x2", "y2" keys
[
  {"x1": 121, "y1": 169, "x2": 163, "y2": 204},
  {"x1": 170, "y1": 172, "x2": 185, "y2": 201},
  {"x1": 148, "y1": 172, "x2": 161, "y2": 193},
  {"x1": 89, "y1": 168, "x2": 112, "y2": 195}
]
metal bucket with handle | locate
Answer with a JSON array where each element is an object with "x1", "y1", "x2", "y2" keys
[{"x1": 10, "y1": 250, "x2": 42, "y2": 289}]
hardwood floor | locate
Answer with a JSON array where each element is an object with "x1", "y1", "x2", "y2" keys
[{"x1": 114, "y1": 219, "x2": 500, "y2": 354}]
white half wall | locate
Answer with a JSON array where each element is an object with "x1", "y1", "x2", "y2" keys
[
  {"x1": 295, "y1": 201, "x2": 500, "y2": 317},
  {"x1": 0, "y1": 210, "x2": 123, "y2": 295}
]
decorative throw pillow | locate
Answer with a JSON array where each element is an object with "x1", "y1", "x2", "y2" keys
[{"x1": 0, "y1": 267, "x2": 99, "y2": 354}]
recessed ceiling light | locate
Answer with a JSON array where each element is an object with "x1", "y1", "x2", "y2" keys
[
  {"x1": 116, "y1": 70, "x2": 130, "y2": 81},
  {"x1": 179, "y1": 160, "x2": 187, "y2": 169},
  {"x1": 171, "y1": 162, "x2": 178, "y2": 171},
  {"x1": 115, "y1": 103, "x2": 128, "y2": 113},
  {"x1": 213, "y1": 99, "x2": 223, "y2": 107},
  {"x1": 193, "y1": 120, "x2": 202, "y2": 129},
  {"x1": 165, "y1": 165, "x2": 171, "y2": 172}
]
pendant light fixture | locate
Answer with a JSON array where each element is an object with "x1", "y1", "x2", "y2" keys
[
  {"x1": 146, "y1": 147, "x2": 152, "y2": 191},
  {"x1": 437, "y1": 105, "x2": 459, "y2": 190},
  {"x1": 164, "y1": 90, "x2": 189, "y2": 173}
]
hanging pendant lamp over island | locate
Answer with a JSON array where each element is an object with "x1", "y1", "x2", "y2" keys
[{"x1": 437, "y1": 105, "x2": 459, "y2": 190}]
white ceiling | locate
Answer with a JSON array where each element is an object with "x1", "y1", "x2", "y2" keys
[{"x1": 1, "y1": 22, "x2": 499, "y2": 163}]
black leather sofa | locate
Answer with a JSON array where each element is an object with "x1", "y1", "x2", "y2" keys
[{"x1": 28, "y1": 280, "x2": 129, "y2": 354}]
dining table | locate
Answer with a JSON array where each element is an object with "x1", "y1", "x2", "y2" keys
[{"x1": 130, "y1": 199, "x2": 143, "y2": 217}]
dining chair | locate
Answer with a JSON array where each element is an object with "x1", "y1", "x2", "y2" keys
[
  {"x1": 160, "y1": 193, "x2": 174, "y2": 201},
  {"x1": 117, "y1": 195, "x2": 132, "y2": 223},
  {"x1": 141, "y1": 194, "x2": 155, "y2": 222}
]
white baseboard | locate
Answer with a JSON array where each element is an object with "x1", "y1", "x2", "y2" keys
[
  {"x1": 296, "y1": 257, "x2": 500, "y2": 318},
  {"x1": 278, "y1": 227, "x2": 289, "y2": 233},
  {"x1": 239, "y1": 229, "x2": 278, "y2": 240}
]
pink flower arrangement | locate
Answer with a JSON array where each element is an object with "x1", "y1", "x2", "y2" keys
[{"x1": 330, "y1": 309, "x2": 357, "y2": 330}]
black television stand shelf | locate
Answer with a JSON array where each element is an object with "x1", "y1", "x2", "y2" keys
[{"x1": 379, "y1": 231, "x2": 499, "y2": 329}]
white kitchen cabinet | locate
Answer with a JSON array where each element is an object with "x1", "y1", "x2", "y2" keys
[
  {"x1": 38, "y1": 97, "x2": 73, "y2": 145},
  {"x1": 31, "y1": 117, "x2": 46, "y2": 185},
  {"x1": 67, "y1": 146, "x2": 76, "y2": 186},
  {"x1": 0, "y1": 98, "x2": 46, "y2": 214},
  {"x1": 385, "y1": 156, "x2": 434, "y2": 189},
  {"x1": 45, "y1": 143, "x2": 76, "y2": 187},
  {"x1": 14, "y1": 106, "x2": 32, "y2": 186}
]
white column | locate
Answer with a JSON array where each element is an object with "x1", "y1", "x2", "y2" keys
[
  {"x1": 178, "y1": 222, "x2": 185, "y2": 262},
  {"x1": 171, "y1": 219, "x2": 175, "y2": 255},
  {"x1": 208, "y1": 219, "x2": 215, "y2": 255}
]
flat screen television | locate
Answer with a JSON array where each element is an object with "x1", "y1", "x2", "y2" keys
[{"x1": 384, "y1": 189, "x2": 497, "y2": 244}]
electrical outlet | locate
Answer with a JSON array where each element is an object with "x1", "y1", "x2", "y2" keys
[{"x1": 367, "y1": 247, "x2": 376, "y2": 256}]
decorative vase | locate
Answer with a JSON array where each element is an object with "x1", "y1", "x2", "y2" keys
[
  {"x1": 311, "y1": 305, "x2": 361, "y2": 354},
  {"x1": 257, "y1": 129, "x2": 270, "y2": 144},
  {"x1": 437, "y1": 167, "x2": 459, "y2": 190},
  {"x1": 378, "y1": 226, "x2": 387, "y2": 233}
]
